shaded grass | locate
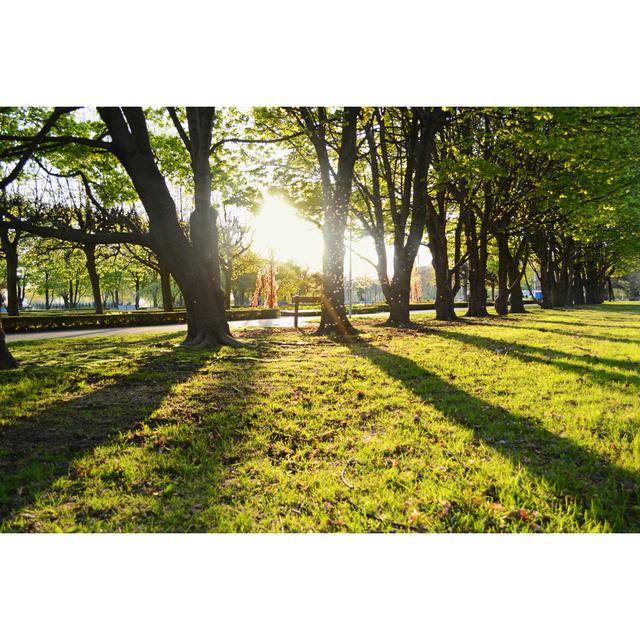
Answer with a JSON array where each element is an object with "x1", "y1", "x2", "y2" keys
[{"x1": 0, "y1": 303, "x2": 639, "y2": 532}]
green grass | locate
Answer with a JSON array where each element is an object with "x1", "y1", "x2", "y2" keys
[{"x1": 1, "y1": 303, "x2": 639, "y2": 532}]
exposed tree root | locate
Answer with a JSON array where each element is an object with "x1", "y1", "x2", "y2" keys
[
  {"x1": 381, "y1": 318, "x2": 420, "y2": 329},
  {"x1": 0, "y1": 338, "x2": 17, "y2": 370},
  {"x1": 182, "y1": 332, "x2": 250, "y2": 349}
]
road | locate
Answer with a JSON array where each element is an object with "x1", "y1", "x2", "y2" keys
[{"x1": 4, "y1": 309, "x2": 445, "y2": 343}]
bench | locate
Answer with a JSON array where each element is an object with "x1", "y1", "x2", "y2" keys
[{"x1": 292, "y1": 295, "x2": 323, "y2": 328}]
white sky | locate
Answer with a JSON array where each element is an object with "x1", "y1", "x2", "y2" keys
[{"x1": 251, "y1": 192, "x2": 432, "y2": 279}]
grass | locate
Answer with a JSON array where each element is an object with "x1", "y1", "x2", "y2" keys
[{"x1": 0, "y1": 302, "x2": 638, "y2": 532}]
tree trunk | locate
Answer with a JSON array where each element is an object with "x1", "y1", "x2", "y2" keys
[
  {"x1": 135, "y1": 278, "x2": 140, "y2": 309},
  {"x1": 83, "y1": 244, "x2": 104, "y2": 314},
  {"x1": 0, "y1": 316, "x2": 17, "y2": 369},
  {"x1": 160, "y1": 263, "x2": 174, "y2": 312},
  {"x1": 385, "y1": 254, "x2": 412, "y2": 326},
  {"x1": 538, "y1": 253, "x2": 554, "y2": 309},
  {"x1": 607, "y1": 278, "x2": 614, "y2": 301},
  {"x1": 314, "y1": 108, "x2": 360, "y2": 336},
  {"x1": 508, "y1": 254, "x2": 527, "y2": 313},
  {"x1": 4, "y1": 242, "x2": 19, "y2": 316},
  {"x1": 318, "y1": 201, "x2": 356, "y2": 334},
  {"x1": 426, "y1": 198, "x2": 457, "y2": 322},
  {"x1": 572, "y1": 266, "x2": 585, "y2": 305},
  {"x1": 554, "y1": 265, "x2": 570, "y2": 307},
  {"x1": 584, "y1": 267, "x2": 605, "y2": 304},
  {"x1": 456, "y1": 175, "x2": 489, "y2": 318},
  {"x1": 494, "y1": 233, "x2": 509, "y2": 316},
  {"x1": 44, "y1": 270, "x2": 51, "y2": 309},
  {"x1": 430, "y1": 241, "x2": 457, "y2": 321},
  {"x1": 504, "y1": 237, "x2": 527, "y2": 314}
]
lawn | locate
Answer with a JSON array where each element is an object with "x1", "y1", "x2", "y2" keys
[{"x1": 1, "y1": 303, "x2": 638, "y2": 532}]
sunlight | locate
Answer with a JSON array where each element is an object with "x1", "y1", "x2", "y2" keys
[
  {"x1": 252, "y1": 193, "x2": 323, "y2": 271},
  {"x1": 251, "y1": 192, "x2": 433, "y2": 279}
]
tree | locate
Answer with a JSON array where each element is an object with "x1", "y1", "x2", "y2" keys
[
  {"x1": 219, "y1": 206, "x2": 252, "y2": 309},
  {"x1": 0, "y1": 107, "x2": 75, "y2": 368},
  {"x1": 0, "y1": 201, "x2": 22, "y2": 315},
  {"x1": 353, "y1": 107, "x2": 445, "y2": 325},
  {"x1": 285, "y1": 107, "x2": 361, "y2": 335}
]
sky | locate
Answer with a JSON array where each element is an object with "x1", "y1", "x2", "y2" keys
[{"x1": 250, "y1": 192, "x2": 432, "y2": 280}]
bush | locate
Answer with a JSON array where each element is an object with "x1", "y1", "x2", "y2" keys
[{"x1": 2, "y1": 308, "x2": 280, "y2": 333}]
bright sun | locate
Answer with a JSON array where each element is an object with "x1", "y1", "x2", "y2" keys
[
  {"x1": 252, "y1": 193, "x2": 324, "y2": 271},
  {"x1": 250, "y1": 192, "x2": 432, "y2": 279}
]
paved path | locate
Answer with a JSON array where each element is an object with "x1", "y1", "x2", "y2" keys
[{"x1": 4, "y1": 309, "x2": 444, "y2": 343}]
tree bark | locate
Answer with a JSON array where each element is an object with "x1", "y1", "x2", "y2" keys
[
  {"x1": 83, "y1": 244, "x2": 104, "y2": 314},
  {"x1": 159, "y1": 263, "x2": 174, "y2": 312},
  {"x1": 508, "y1": 253, "x2": 527, "y2": 314},
  {"x1": 385, "y1": 255, "x2": 412, "y2": 326},
  {"x1": 462, "y1": 200, "x2": 488, "y2": 316},
  {"x1": 3, "y1": 241, "x2": 19, "y2": 316},
  {"x1": 427, "y1": 199, "x2": 457, "y2": 321},
  {"x1": 494, "y1": 232, "x2": 510, "y2": 315},
  {"x1": 0, "y1": 316, "x2": 17, "y2": 369},
  {"x1": 572, "y1": 265, "x2": 585, "y2": 305},
  {"x1": 134, "y1": 278, "x2": 141, "y2": 309},
  {"x1": 45, "y1": 271, "x2": 51, "y2": 309}
]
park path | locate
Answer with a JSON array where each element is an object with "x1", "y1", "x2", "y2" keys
[{"x1": 5, "y1": 309, "x2": 437, "y2": 343}]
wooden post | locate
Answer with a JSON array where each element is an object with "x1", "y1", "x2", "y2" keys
[{"x1": 294, "y1": 296, "x2": 300, "y2": 329}]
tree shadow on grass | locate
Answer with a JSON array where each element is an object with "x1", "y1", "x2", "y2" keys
[
  {"x1": 429, "y1": 328, "x2": 640, "y2": 387},
  {"x1": 345, "y1": 338, "x2": 640, "y2": 532},
  {"x1": 0, "y1": 333, "x2": 214, "y2": 526},
  {"x1": 508, "y1": 325, "x2": 640, "y2": 346}
]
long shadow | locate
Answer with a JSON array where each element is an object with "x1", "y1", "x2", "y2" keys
[
  {"x1": 430, "y1": 328, "x2": 640, "y2": 387},
  {"x1": 506, "y1": 324, "x2": 640, "y2": 346},
  {"x1": 532, "y1": 318, "x2": 640, "y2": 331},
  {"x1": 345, "y1": 338, "x2": 640, "y2": 531},
  {"x1": 0, "y1": 334, "x2": 213, "y2": 524}
]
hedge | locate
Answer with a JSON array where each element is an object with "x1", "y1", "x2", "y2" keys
[
  {"x1": 2, "y1": 308, "x2": 280, "y2": 333},
  {"x1": 282, "y1": 299, "x2": 537, "y2": 317}
]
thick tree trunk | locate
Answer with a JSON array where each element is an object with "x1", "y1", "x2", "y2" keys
[
  {"x1": 505, "y1": 238, "x2": 527, "y2": 314},
  {"x1": 385, "y1": 254, "x2": 412, "y2": 327},
  {"x1": 538, "y1": 254, "x2": 554, "y2": 309},
  {"x1": 508, "y1": 258, "x2": 527, "y2": 313},
  {"x1": 494, "y1": 233, "x2": 509, "y2": 316},
  {"x1": 44, "y1": 270, "x2": 51, "y2": 309},
  {"x1": 83, "y1": 244, "x2": 104, "y2": 314},
  {"x1": 426, "y1": 201, "x2": 457, "y2": 321},
  {"x1": 159, "y1": 263, "x2": 174, "y2": 312},
  {"x1": 430, "y1": 244, "x2": 457, "y2": 321},
  {"x1": 572, "y1": 266, "x2": 585, "y2": 305},
  {"x1": 314, "y1": 107, "x2": 359, "y2": 336},
  {"x1": 554, "y1": 266, "x2": 570, "y2": 307},
  {"x1": 318, "y1": 203, "x2": 356, "y2": 335},
  {"x1": 0, "y1": 316, "x2": 17, "y2": 369},
  {"x1": 135, "y1": 278, "x2": 140, "y2": 309},
  {"x1": 4, "y1": 243, "x2": 19, "y2": 316},
  {"x1": 584, "y1": 268, "x2": 606, "y2": 304}
]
